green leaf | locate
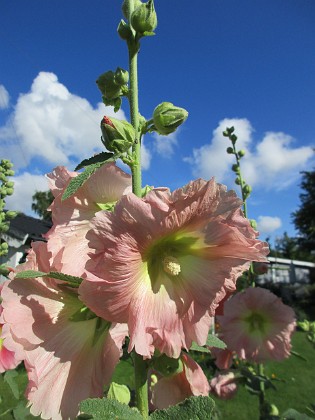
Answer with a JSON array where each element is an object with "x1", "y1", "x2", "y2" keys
[
  {"x1": 111, "y1": 360, "x2": 135, "y2": 389},
  {"x1": 189, "y1": 342, "x2": 211, "y2": 353},
  {"x1": 281, "y1": 408, "x2": 313, "y2": 419},
  {"x1": 74, "y1": 152, "x2": 115, "y2": 171},
  {"x1": 12, "y1": 401, "x2": 32, "y2": 420},
  {"x1": 150, "y1": 396, "x2": 215, "y2": 419},
  {"x1": 4, "y1": 370, "x2": 19, "y2": 399},
  {"x1": 79, "y1": 398, "x2": 142, "y2": 420},
  {"x1": 14, "y1": 270, "x2": 83, "y2": 287},
  {"x1": 62, "y1": 160, "x2": 116, "y2": 201},
  {"x1": 107, "y1": 382, "x2": 130, "y2": 405},
  {"x1": 15, "y1": 270, "x2": 47, "y2": 279},
  {"x1": 206, "y1": 334, "x2": 226, "y2": 349}
]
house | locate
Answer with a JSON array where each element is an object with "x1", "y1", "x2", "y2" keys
[{"x1": 0, "y1": 213, "x2": 52, "y2": 281}]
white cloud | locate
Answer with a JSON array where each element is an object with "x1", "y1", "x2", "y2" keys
[
  {"x1": 184, "y1": 117, "x2": 313, "y2": 190},
  {"x1": 257, "y1": 216, "x2": 282, "y2": 234},
  {"x1": 5, "y1": 172, "x2": 49, "y2": 216},
  {"x1": 0, "y1": 84, "x2": 10, "y2": 109},
  {"x1": 141, "y1": 140, "x2": 151, "y2": 170},
  {"x1": 0, "y1": 72, "x2": 127, "y2": 170},
  {"x1": 152, "y1": 131, "x2": 178, "y2": 157}
]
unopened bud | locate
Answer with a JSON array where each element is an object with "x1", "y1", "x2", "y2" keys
[
  {"x1": 5, "y1": 210, "x2": 17, "y2": 220},
  {"x1": 238, "y1": 149, "x2": 245, "y2": 158},
  {"x1": 6, "y1": 170, "x2": 15, "y2": 176},
  {"x1": 250, "y1": 219, "x2": 257, "y2": 229},
  {"x1": 122, "y1": 0, "x2": 143, "y2": 20},
  {"x1": 117, "y1": 19, "x2": 133, "y2": 40},
  {"x1": 101, "y1": 116, "x2": 135, "y2": 153},
  {"x1": 230, "y1": 134, "x2": 237, "y2": 143},
  {"x1": 153, "y1": 102, "x2": 188, "y2": 135},
  {"x1": 114, "y1": 67, "x2": 129, "y2": 86},
  {"x1": 235, "y1": 177, "x2": 241, "y2": 185},
  {"x1": 131, "y1": 0, "x2": 157, "y2": 33},
  {"x1": 269, "y1": 404, "x2": 279, "y2": 416},
  {"x1": 0, "y1": 223, "x2": 9, "y2": 233},
  {"x1": 5, "y1": 188, "x2": 14, "y2": 196},
  {"x1": 226, "y1": 147, "x2": 234, "y2": 154},
  {"x1": 97, "y1": 71, "x2": 122, "y2": 100},
  {"x1": 232, "y1": 164, "x2": 240, "y2": 173},
  {"x1": 243, "y1": 184, "x2": 252, "y2": 195},
  {"x1": 5, "y1": 181, "x2": 14, "y2": 188}
]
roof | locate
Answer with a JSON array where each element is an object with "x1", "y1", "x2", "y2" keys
[{"x1": 6, "y1": 213, "x2": 52, "y2": 242}]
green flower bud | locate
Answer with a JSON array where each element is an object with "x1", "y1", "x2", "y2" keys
[
  {"x1": 122, "y1": 0, "x2": 143, "y2": 20},
  {"x1": 230, "y1": 134, "x2": 237, "y2": 143},
  {"x1": 232, "y1": 164, "x2": 240, "y2": 173},
  {"x1": 243, "y1": 184, "x2": 252, "y2": 195},
  {"x1": 131, "y1": 0, "x2": 157, "y2": 34},
  {"x1": 226, "y1": 147, "x2": 234, "y2": 154},
  {"x1": 5, "y1": 170, "x2": 15, "y2": 176},
  {"x1": 153, "y1": 102, "x2": 188, "y2": 135},
  {"x1": 235, "y1": 177, "x2": 241, "y2": 185},
  {"x1": 101, "y1": 116, "x2": 135, "y2": 153},
  {"x1": 114, "y1": 67, "x2": 129, "y2": 86},
  {"x1": 5, "y1": 181, "x2": 14, "y2": 188},
  {"x1": 0, "y1": 223, "x2": 9, "y2": 233},
  {"x1": 5, "y1": 210, "x2": 17, "y2": 220},
  {"x1": 238, "y1": 149, "x2": 245, "y2": 158},
  {"x1": 250, "y1": 219, "x2": 257, "y2": 229},
  {"x1": 117, "y1": 19, "x2": 133, "y2": 40},
  {"x1": 269, "y1": 404, "x2": 279, "y2": 416},
  {"x1": 0, "y1": 242, "x2": 8, "y2": 250},
  {"x1": 96, "y1": 71, "x2": 122, "y2": 100},
  {"x1": 1, "y1": 159, "x2": 13, "y2": 169},
  {"x1": 0, "y1": 173, "x2": 7, "y2": 182},
  {"x1": 152, "y1": 354, "x2": 183, "y2": 377},
  {"x1": 6, "y1": 188, "x2": 14, "y2": 196}
]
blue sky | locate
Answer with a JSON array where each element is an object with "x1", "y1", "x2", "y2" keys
[{"x1": 0, "y1": 0, "x2": 314, "y2": 243}]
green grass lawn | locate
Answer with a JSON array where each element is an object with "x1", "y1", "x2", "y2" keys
[
  {"x1": 214, "y1": 331, "x2": 315, "y2": 419},
  {"x1": 0, "y1": 332, "x2": 314, "y2": 419}
]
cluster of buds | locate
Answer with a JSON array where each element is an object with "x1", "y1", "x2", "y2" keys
[
  {"x1": 119, "y1": 0, "x2": 157, "y2": 40},
  {"x1": 96, "y1": 67, "x2": 129, "y2": 112},
  {"x1": 0, "y1": 159, "x2": 17, "y2": 260},
  {"x1": 223, "y1": 127, "x2": 252, "y2": 200},
  {"x1": 101, "y1": 116, "x2": 135, "y2": 154}
]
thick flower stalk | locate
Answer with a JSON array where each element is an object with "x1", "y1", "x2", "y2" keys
[
  {"x1": 80, "y1": 178, "x2": 269, "y2": 358},
  {"x1": 46, "y1": 163, "x2": 131, "y2": 276},
  {"x1": 150, "y1": 353, "x2": 210, "y2": 410},
  {"x1": 216, "y1": 287, "x2": 296, "y2": 362},
  {"x1": 1, "y1": 241, "x2": 127, "y2": 420}
]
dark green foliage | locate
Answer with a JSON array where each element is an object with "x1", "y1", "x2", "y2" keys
[{"x1": 31, "y1": 190, "x2": 54, "y2": 221}]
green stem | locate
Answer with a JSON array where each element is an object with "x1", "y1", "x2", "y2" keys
[
  {"x1": 125, "y1": 1, "x2": 147, "y2": 417},
  {"x1": 134, "y1": 353, "x2": 149, "y2": 419},
  {"x1": 258, "y1": 363, "x2": 266, "y2": 419}
]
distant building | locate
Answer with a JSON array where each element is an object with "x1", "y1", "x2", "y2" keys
[
  {"x1": 0, "y1": 213, "x2": 52, "y2": 281},
  {"x1": 258, "y1": 256, "x2": 315, "y2": 285}
]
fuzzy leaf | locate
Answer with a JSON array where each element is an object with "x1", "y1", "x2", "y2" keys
[
  {"x1": 281, "y1": 408, "x2": 313, "y2": 419},
  {"x1": 189, "y1": 342, "x2": 211, "y2": 353},
  {"x1": 62, "y1": 160, "x2": 114, "y2": 201},
  {"x1": 75, "y1": 152, "x2": 115, "y2": 171},
  {"x1": 14, "y1": 270, "x2": 83, "y2": 286},
  {"x1": 150, "y1": 396, "x2": 215, "y2": 419},
  {"x1": 4, "y1": 370, "x2": 19, "y2": 399},
  {"x1": 111, "y1": 360, "x2": 135, "y2": 389},
  {"x1": 15, "y1": 270, "x2": 47, "y2": 279},
  {"x1": 79, "y1": 398, "x2": 142, "y2": 420},
  {"x1": 206, "y1": 334, "x2": 226, "y2": 349}
]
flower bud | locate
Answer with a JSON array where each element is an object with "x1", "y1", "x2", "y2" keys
[
  {"x1": 114, "y1": 67, "x2": 129, "y2": 86},
  {"x1": 250, "y1": 219, "x2": 257, "y2": 230},
  {"x1": 231, "y1": 164, "x2": 240, "y2": 173},
  {"x1": 243, "y1": 184, "x2": 252, "y2": 195},
  {"x1": 153, "y1": 102, "x2": 188, "y2": 135},
  {"x1": 101, "y1": 116, "x2": 135, "y2": 153},
  {"x1": 6, "y1": 187, "x2": 14, "y2": 196},
  {"x1": 226, "y1": 147, "x2": 234, "y2": 154},
  {"x1": 131, "y1": 0, "x2": 157, "y2": 34},
  {"x1": 152, "y1": 354, "x2": 183, "y2": 377},
  {"x1": 117, "y1": 19, "x2": 133, "y2": 40},
  {"x1": 230, "y1": 134, "x2": 237, "y2": 143},
  {"x1": 0, "y1": 223, "x2": 9, "y2": 233},
  {"x1": 5, "y1": 210, "x2": 17, "y2": 219},
  {"x1": 0, "y1": 242, "x2": 8, "y2": 251},
  {"x1": 122, "y1": 0, "x2": 143, "y2": 20},
  {"x1": 5, "y1": 181, "x2": 14, "y2": 188},
  {"x1": 235, "y1": 177, "x2": 241, "y2": 185},
  {"x1": 238, "y1": 149, "x2": 245, "y2": 158},
  {"x1": 96, "y1": 71, "x2": 122, "y2": 100},
  {"x1": 6, "y1": 170, "x2": 15, "y2": 176}
]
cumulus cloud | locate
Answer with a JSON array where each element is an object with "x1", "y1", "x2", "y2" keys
[
  {"x1": 141, "y1": 140, "x2": 151, "y2": 170},
  {"x1": 184, "y1": 118, "x2": 313, "y2": 190},
  {"x1": 0, "y1": 84, "x2": 10, "y2": 109},
  {"x1": 0, "y1": 72, "x2": 126, "y2": 170},
  {"x1": 5, "y1": 172, "x2": 49, "y2": 216},
  {"x1": 257, "y1": 216, "x2": 282, "y2": 234},
  {"x1": 152, "y1": 131, "x2": 178, "y2": 157}
]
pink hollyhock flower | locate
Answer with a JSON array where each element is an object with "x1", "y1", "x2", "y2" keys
[
  {"x1": 151, "y1": 353, "x2": 210, "y2": 410},
  {"x1": 209, "y1": 371, "x2": 238, "y2": 400},
  {"x1": 216, "y1": 287, "x2": 296, "y2": 362},
  {"x1": 0, "y1": 282, "x2": 23, "y2": 372},
  {"x1": 1, "y1": 241, "x2": 127, "y2": 420},
  {"x1": 46, "y1": 163, "x2": 131, "y2": 276},
  {"x1": 80, "y1": 178, "x2": 269, "y2": 358},
  {"x1": 210, "y1": 347, "x2": 235, "y2": 370}
]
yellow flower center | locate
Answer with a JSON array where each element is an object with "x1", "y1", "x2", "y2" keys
[{"x1": 163, "y1": 256, "x2": 181, "y2": 276}]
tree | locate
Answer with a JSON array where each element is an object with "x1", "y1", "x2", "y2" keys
[
  {"x1": 292, "y1": 169, "x2": 315, "y2": 251},
  {"x1": 31, "y1": 190, "x2": 54, "y2": 221}
]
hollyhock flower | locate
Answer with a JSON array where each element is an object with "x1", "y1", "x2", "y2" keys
[
  {"x1": 80, "y1": 178, "x2": 269, "y2": 358},
  {"x1": 151, "y1": 353, "x2": 210, "y2": 410},
  {"x1": 1, "y1": 241, "x2": 127, "y2": 420},
  {"x1": 216, "y1": 287, "x2": 296, "y2": 362},
  {"x1": 0, "y1": 282, "x2": 23, "y2": 372},
  {"x1": 46, "y1": 163, "x2": 131, "y2": 276},
  {"x1": 209, "y1": 371, "x2": 238, "y2": 400},
  {"x1": 210, "y1": 348, "x2": 234, "y2": 370}
]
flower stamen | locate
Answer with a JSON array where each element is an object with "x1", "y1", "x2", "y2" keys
[{"x1": 163, "y1": 256, "x2": 181, "y2": 276}]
